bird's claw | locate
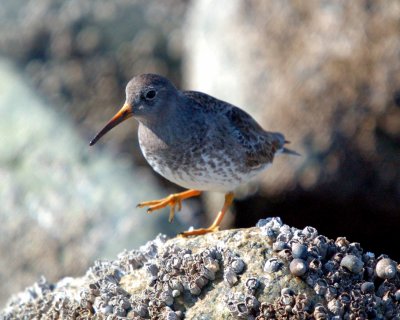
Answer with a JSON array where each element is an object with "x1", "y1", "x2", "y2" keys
[
  {"x1": 137, "y1": 190, "x2": 201, "y2": 225},
  {"x1": 168, "y1": 207, "x2": 175, "y2": 223},
  {"x1": 137, "y1": 195, "x2": 183, "y2": 223},
  {"x1": 168, "y1": 198, "x2": 183, "y2": 223},
  {"x1": 177, "y1": 199, "x2": 182, "y2": 211},
  {"x1": 178, "y1": 226, "x2": 220, "y2": 237}
]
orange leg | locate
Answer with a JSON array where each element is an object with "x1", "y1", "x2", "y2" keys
[
  {"x1": 180, "y1": 192, "x2": 234, "y2": 237},
  {"x1": 137, "y1": 189, "x2": 202, "y2": 223}
]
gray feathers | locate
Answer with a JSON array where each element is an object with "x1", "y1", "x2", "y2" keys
[{"x1": 130, "y1": 75, "x2": 298, "y2": 191}]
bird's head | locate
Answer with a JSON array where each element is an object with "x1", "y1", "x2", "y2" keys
[{"x1": 89, "y1": 74, "x2": 178, "y2": 146}]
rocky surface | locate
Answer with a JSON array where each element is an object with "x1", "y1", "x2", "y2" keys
[{"x1": 2, "y1": 217, "x2": 399, "y2": 319}]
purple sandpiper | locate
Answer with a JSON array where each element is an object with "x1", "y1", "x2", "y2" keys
[{"x1": 90, "y1": 74, "x2": 298, "y2": 236}]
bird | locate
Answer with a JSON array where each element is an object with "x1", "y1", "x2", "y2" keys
[{"x1": 89, "y1": 74, "x2": 298, "y2": 236}]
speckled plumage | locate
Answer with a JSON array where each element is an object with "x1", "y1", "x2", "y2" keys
[{"x1": 131, "y1": 75, "x2": 293, "y2": 192}]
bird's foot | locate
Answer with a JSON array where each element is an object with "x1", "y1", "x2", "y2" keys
[
  {"x1": 178, "y1": 192, "x2": 235, "y2": 237},
  {"x1": 178, "y1": 226, "x2": 220, "y2": 237},
  {"x1": 137, "y1": 189, "x2": 201, "y2": 223}
]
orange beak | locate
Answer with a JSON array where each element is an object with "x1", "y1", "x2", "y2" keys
[{"x1": 89, "y1": 103, "x2": 133, "y2": 146}]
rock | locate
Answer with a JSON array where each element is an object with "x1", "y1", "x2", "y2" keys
[
  {"x1": 0, "y1": 58, "x2": 187, "y2": 306},
  {"x1": 2, "y1": 217, "x2": 399, "y2": 319}
]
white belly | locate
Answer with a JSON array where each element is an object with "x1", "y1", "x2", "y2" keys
[{"x1": 140, "y1": 143, "x2": 269, "y2": 192}]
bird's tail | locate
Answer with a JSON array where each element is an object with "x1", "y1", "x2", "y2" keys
[
  {"x1": 272, "y1": 132, "x2": 301, "y2": 156},
  {"x1": 281, "y1": 147, "x2": 301, "y2": 156}
]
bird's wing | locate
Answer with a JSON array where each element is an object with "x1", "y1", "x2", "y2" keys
[
  {"x1": 183, "y1": 90, "x2": 228, "y2": 113},
  {"x1": 184, "y1": 91, "x2": 285, "y2": 168},
  {"x1": 225, "y1": 105, "x2": 285, "y2": 167}
]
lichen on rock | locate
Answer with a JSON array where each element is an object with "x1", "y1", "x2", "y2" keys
[{"x1": 2, "y1": 217, "x2": 400, "y2": 319}]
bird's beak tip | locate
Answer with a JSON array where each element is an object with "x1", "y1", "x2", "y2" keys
[{"x1": 89, "y1": 103, "x2": 133, "y2": 146}]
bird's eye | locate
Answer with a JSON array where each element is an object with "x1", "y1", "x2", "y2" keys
[{"x1": 144, "y1": 90, "x2": 156, "y2": 100}]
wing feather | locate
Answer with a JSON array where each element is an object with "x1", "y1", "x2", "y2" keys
[{"x1": 184, "y1": 91, "x2": 286, "y2": 168}]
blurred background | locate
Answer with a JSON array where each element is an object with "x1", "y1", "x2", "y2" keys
[{"x1": 0, "y1": 0, "x2": 399, "y2": 307}]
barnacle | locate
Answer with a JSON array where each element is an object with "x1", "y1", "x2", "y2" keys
[
  {"x1": 263, "y1": 257, "x2": 284, "y2": 273},
  {"x1": 340, "y1": 254, "x2": 364, "y2": 274},
  {"x1": 245, "y1": 277, "x2": 260, "y2": 294},
  {"x1": 313, "y1": 279, "x2": 328, "y2": 296}
]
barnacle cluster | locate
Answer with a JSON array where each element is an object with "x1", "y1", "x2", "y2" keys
[
  {"x1": 250, "y1": 217, "x2": 400, "y2": 319},
  {"x1": 1, "y1": 233, "x2": 248, "y2": 319},
  {"x1": 2, "y1": 217, "x2": 400, "y2": 319}
]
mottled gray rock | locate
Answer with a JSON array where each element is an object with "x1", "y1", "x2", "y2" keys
[
  {"x1": 2, "y1": 218, "x2": 399, "y2": 319},
  {"x1": 0, "y1": 59, "x2": 188, "y2": 306}
]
